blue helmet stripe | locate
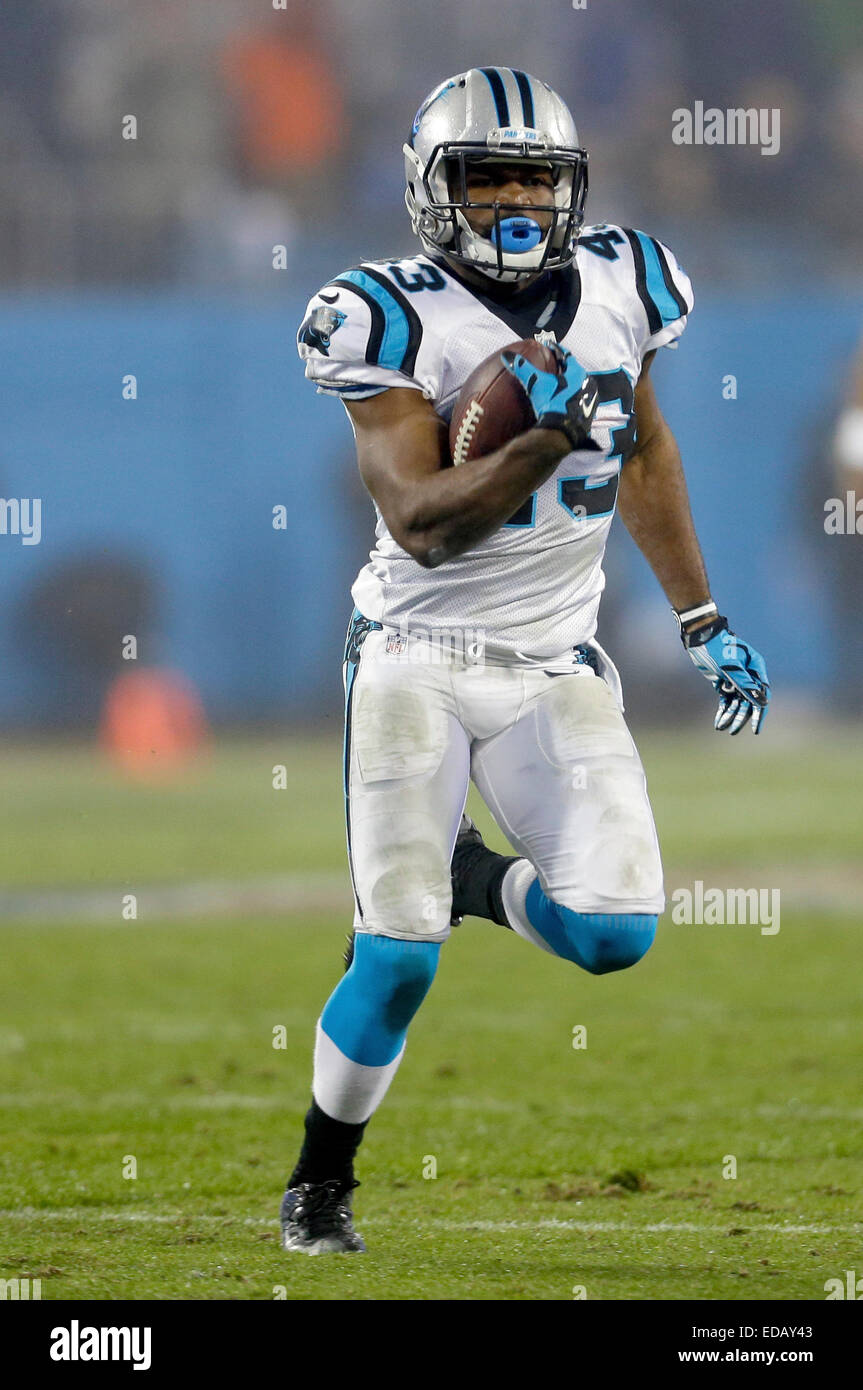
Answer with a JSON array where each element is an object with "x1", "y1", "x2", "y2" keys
[
  {"x1": 479, "y1": 67, "x2": 510, "y2": 126},
  {"x1": 510, "y1": 70, "x2": 535, "y2": 127}
]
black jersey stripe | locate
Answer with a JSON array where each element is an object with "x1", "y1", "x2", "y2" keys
[
  {"x1": 511, "y1": 70, "x2": 535, "y2": 127},
  {"x1": 331, "y1": 277, "x2": 386, "y2": 366},
  {"x1": 649, "y1": 236, "x2": 689, "y2": 319},
  {"x1": 622, "y1": 228, "x2": 662, "y2": 336},
  {"x1": 479, "y1": 67, "x2": 510, "y2": 126},
  {"x1": 355, "y1": 264, "x2": 424, "y2": 376},
  {"x1": 546, "y1": 264, "x2": 582, "y2": 341}
]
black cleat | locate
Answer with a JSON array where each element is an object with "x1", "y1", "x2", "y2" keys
[
  {"x1": 450, "y1": 815, "x2": 519, "y2": 927},
  {"x1": 280, "y1": 1178, "x2": 365, "y2": 1255}
]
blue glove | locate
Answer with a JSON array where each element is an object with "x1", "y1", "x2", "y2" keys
[
  {"x1": 683, "y1": 618, "x2": 770, "y2": 734},
  {"x1": 501, "y1": 343, "x2": 600, "y2": 452}
]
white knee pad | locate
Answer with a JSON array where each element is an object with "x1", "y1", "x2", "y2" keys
[
  {"x1": 355, "y1": 820, "x2": 453, "y2": 939},
  {"x1": 534, "y1": 675, "x2": 664, "y2": 912}
]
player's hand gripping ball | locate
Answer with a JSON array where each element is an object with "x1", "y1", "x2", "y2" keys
[
  {"x1": 449, "y1": 338, "x2": 556, "y2": 465},
  {"x1": 449, "y1": 338, "x2": 598, "y2": 464},
  {"x1": 502, "y1": 342, "x2": 601, "y2": 453}
]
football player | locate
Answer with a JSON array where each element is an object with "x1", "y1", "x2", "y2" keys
[{"x1": 282, "y1": 68, "x2": 770, "y2": 1253}]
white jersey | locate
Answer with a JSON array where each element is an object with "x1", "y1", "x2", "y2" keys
[{"x1": 297, "y1": 224, "x2": 693, "y2": 665}]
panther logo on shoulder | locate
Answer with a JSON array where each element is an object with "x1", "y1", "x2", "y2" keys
[{"x1": 300, "y1": 304, "x2": 347, "y2": 356}]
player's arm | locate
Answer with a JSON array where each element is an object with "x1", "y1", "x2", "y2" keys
[
  {"x1": 617, "y1": 352, "x2": 711, "y2": 616},
  {"x1": 618, "y1": 353, "x2": 770, "y2": 734},
  {"x1": 344, "y1": 388, "x2": 569, "y2": 569}
]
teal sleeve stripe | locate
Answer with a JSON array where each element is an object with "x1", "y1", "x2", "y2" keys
[
  {"x1": 633, "y1": 231, "x2": 686, "y2": 327},
  {"x1": 337, "y1": 269, "x2": 413, "y2": 372}
]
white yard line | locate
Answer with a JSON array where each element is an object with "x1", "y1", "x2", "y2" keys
[
  {"x1": 1, "y1": 864, "x2": 862, "y2": 922},
  {"x1": 0, "y1": 873, "x2": 352, "y2": 923},
  {"x1": 0, "y1": 1208, "x2": 859, "y2": 1236},
  {"x1": 396, "y1": 1219, "x2": 861, "y2": 1235},
  {"x1": 2, "y1": 1091, "x2": 863, "y2": 1125}
]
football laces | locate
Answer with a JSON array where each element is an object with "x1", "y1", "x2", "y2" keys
[{"x1": 452, "y1": 398, "x2": 484, "y2": 466}]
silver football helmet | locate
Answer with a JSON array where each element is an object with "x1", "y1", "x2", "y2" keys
[{"x1": 404, "y1": 68, "x2": 588, "y2": 283}]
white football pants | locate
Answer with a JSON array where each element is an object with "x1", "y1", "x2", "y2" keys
[{"x1": 344, "y1": 625, "x2": 665, "y2": 943}]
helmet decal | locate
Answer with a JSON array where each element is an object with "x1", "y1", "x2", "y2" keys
[{"x1": 411, "y1": 79, "x2": 457, "y2": 141}]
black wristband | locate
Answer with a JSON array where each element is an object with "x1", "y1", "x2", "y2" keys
[
  {"x1": 536, "y1": 411, "x2": 596, "y2": 452},
  {"x1": 681, "y1": 615, "x2": 728, "y2": 649}
]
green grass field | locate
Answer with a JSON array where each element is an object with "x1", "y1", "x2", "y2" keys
[{"x1": 1, "y1": 730, "x2": 861, "y2": 1300}]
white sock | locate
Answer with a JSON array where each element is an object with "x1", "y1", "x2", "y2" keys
[
  {"x1": 312, "y1": 1020, "x2": 406, "y2": 1125},
  {"x1": 500, "y1": 860, "x2": 557, "y2": 956}
]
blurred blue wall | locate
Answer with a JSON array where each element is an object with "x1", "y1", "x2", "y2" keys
[{"x1": 1, "y1": 290, "x2": 860, "y2": 725}]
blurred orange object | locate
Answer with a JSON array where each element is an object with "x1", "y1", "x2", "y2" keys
[
  {"x1": 222, "y1": 35, "x2": 345, "y2": 178},
  {"x1": 100, "y1": 669, "x2": 210, "y2": 778}
]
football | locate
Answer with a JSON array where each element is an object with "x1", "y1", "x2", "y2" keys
[{"x1": 448, "y1": 337, "x2": 558, "y2": 465}]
